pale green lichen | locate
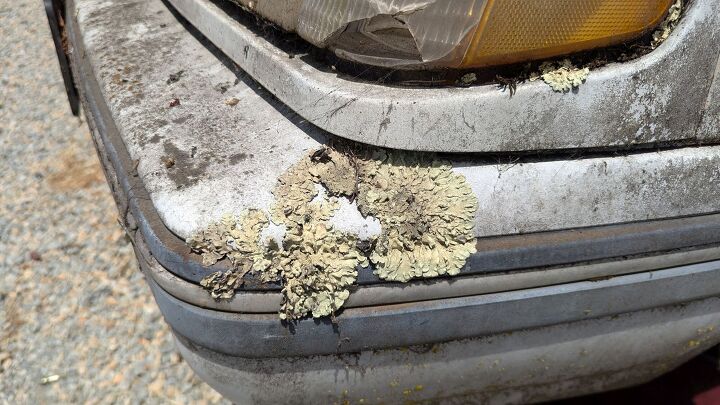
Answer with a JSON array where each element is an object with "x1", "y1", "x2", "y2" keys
[
  {"x1": 270, "y1": 155, "x2": 319, "y2": 225},
  {"x1": 186, "y1": 210, "x2": 268, "y2": 268},
  {"x1": 187, "y1": 146, "x2": 478, "y2": 319},
  {"x1": 652, "y1": 0, "x2": 682, "y2": 49},
  {"x1": 458, "y1": 73, "x2": 477, "y2": 86},
  {"x1": 355, "y1": 150, "x2": 477, "y2": 283},
  {"x1": 307, "y1": 148, "x2": 357, "y2": 198},
  {"x1": 276, "y1": 217, "x2": 366, "y2": 320},
  {"x1": 187, "y1": 210, "x2": 271, "y2": 299},
  {"x1": 531, "y1": 59, "x2": 590, "y2": 93},
  {"x1": 199, "y1": 268, "x2": 249, "y2": 300},
  {"x1": 265, "y1": 165, "x2": 366, "y2": 320}
]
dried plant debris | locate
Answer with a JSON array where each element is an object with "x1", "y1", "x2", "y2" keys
[
  {"x1": 187, "y1": 146, "x2": 478, "y2": 319},
  {"x1": 652, "y1": 0, "x2": 683, "y2": 49},
  {"x1": 530, "y1": 59, "x2": 590, "y2": 93}
]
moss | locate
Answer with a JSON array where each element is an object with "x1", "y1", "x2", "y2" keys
[{"x1": 531, "y1": 59, "x2": 590, "y2": 93}]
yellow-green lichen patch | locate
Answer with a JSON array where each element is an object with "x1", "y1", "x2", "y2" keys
[
  {"x1": 652, "y1": 0, "x2": 682, "y2": 49},
  {"x1": 187, "y1": 210, "x2": 270, "y2": 298},
  {"x1": 266, "y1": 167, "x2": 367, "y2": 320},
  {"x1": 355, "y1": 150, "x2": 477, "y2": 283},
  {"x1": 199, "y1": 268, "x2": 249, "y2": 299},
  {"x1": 531, "y1": 59, "x2": 590, "y2": 93},
  {"x1": 277, "y1": 217, "x2": 366, "y2": 320},
  {"x1": 270, "y1": 156, "x2": 319, "y2": 225},
  {"x1": 186, "y1": 210, "x2": 268, "y2": 268},
  {"x1": 307, "y1": 148, "x2": 358, "y2": 198},
  {"x1": 187, "y1": 146, "x2": 478, "y2": 318}
]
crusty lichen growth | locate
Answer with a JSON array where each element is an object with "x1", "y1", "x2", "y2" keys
[
  {"x1": 200, "y1": 269, "x2": 249, "y2": 299},
  {"x1": 186, "y1": 210, "x2": 268, "y2": 268},
  {"x1": 355, "y1": 150, "x2": 477, "y2": 282},
  {"x1": 307, "y1": 148, "x2": 358, "y2": 198},
  {"x1": 270, "y1": 156, "x2": 319, "y2": 226},
  {"x1": 652, "y1": 0, "x2": 682, "y2": 49},
  {"x1": 261, "y1": 151, "x2": 365, "y2": 319},
  {"x1": 530, "y1": 59, "x2": 590, "y2": 93},
  {"x1": 267, "y1": 161, "x2": 366, "y2": 320},
  {"x1": 187, "y1": 210, "x2": 271, "y2": 299},
  {"x1": 276, "y1": 217, "x2": 366, "y2": 320},
  {"x1": 309, "y1": 147, "x2": 479, "y2": 283},
  {"x1": 187, "y1": 146, "x2": 478, "y2": 319}
]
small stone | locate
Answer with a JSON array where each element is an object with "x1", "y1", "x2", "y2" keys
[{"x1": 40, "y1": 375, "x2": 61, "y2": 385}]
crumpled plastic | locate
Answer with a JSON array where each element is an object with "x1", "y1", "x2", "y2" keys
[{"x1": 297, "y1": 0, "x2": 487, "y2": 65}]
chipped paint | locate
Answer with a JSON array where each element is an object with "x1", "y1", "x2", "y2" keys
[
  {"x1": 328, "y1": 199, "x2": 382, "y2": 241},
  {"x1": 187, "y1": 147, "x2": 478, "y2": 319}
]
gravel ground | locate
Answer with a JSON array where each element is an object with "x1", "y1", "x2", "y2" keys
[{"x1": 0, "y1": 2, "x2": 225, "y2": 403}]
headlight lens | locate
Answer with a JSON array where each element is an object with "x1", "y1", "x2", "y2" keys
[{"x1": 294, "y1": 0, "x2": 673, "y2": 68}]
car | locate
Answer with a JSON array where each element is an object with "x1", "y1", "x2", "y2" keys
[{"x1": 48, "y1": 0, "x2": 720, "y2": 403}]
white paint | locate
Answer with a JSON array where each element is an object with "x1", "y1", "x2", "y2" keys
[
  {"x1": 328, "y1": 198, "x2": 382, "y2": 241},
  {"x1": 260, "y1": 220, "x2": 286, "y2": 249},
  {"x1": 79, "y1": 0, "x2": 720, "y2": 242},
  {"x1": 309, "y1": 183, "x2": 327, "y2": 204},
  {"x1": 167, "y1": 0, "x2": 720, "y2": 152},
  {"x1": 126, "y1": 23, "x2": 149, "y2": 41}
]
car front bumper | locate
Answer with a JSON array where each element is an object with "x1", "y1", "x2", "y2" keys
[{"x1": 60, "y1": 0, "x2": 720, "y2": 402}]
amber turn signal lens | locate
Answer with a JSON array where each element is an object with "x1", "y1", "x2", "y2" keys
[{"x1": 461, "y1": 0, "x2": 673, "y2": 68}]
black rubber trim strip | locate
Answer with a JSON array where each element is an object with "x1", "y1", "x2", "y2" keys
[
  {"x1": 146, "y1": 259, "x2": 720, "y2": 357},
  {"x1": 44, "y1": 0, "x2": 80, "y2": 116},
  {"x1": 66, "y1": 0, "x2": 720, "y2": 290}
]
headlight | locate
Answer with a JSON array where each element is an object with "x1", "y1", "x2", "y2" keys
[{"x1": 295, "y1": 0, "x2": 673, "y2": 68}]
